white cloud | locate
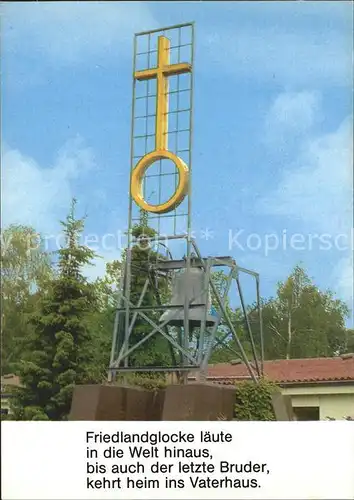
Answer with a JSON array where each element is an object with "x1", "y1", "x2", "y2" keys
[
  {"x1": 4, "y1": 2, "x2": 351, "y2": 89},
  {"x1": 202, "y1": 25, "x2": 352, "y2": 87},
  {"x1": 259, "y1": 112, "x2": 353, "y2": 236},
  {"x1": 3, "y1": 2, "x2": 157, "y2": 66},
  {"x1": 264, "y1": 91, "x2": 321, "y2": 144},
  {"x1": 2, "y1": 138, "x2": 122, "y2": 280},
  {"x1": 258, "y1": 91, "x2": 353, "y2": 307},
  {"x1": 1, "y1": 136, "x2": 95, "y2": 234}
]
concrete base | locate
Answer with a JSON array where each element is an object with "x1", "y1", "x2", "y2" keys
[
  {"x1": 69, "y1": 384, "x2": 165, "y2": 421},
  {"x1": 69, "y1": 384, "x2": 296, "y2": 421},
  {"x1": 162, "y1": 383, "x2": 237, "y2": 421},
  {"x1": 69, "y1": 382, "x2": 236, "y2": 421}
]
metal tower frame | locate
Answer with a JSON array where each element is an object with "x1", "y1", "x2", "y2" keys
[
  {"x1": 108, "y1": 234, "x2": 264, "y2": 382},
  {"x1": 108, "y1": 23, "x2": 264, "y2": 383}
]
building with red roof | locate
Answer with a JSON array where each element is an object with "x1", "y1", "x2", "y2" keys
[{"x1": 190, "y1": 355, "x2": 354, "y2": 420}]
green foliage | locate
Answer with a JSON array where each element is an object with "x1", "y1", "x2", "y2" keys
[
  {"x1": 88, "y1": 259, "x2": 122, "y2": 380},
  {"x1": 1, "y1": 224, "x2": 52, "y2": 373},
  {"x1": 234, "y1": 378, "x2": 279, "y2": 421},
  {"x1": 345, "y1": 329, "x2": 354, "y2": 353},
  {"x1": 4, "y1": 207, "x2": 351, "y2": 420},
  {"x1": 11, "y1": 200, "x2": 100, "y2": 420},
  {"x1": 248, "y1": 264, "x2": 349, "y2": 360},
  {"x1": 94, "y1": 260, "x2": 121, "y2": 309},
  {"x1": 176, "y1": 263, "x2": 349, "y2": 365},
  {"x1": 117, "y1": 373, "x2": 167, "y2": 391}
]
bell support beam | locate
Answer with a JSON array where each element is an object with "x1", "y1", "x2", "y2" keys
[
  {"x1": 114, "y1": 304, "x2": 206, "y2": 312},
  {"x1": 256, "y1": 276, "x2": 264, "y2": 376},
  {"x1": 113, "y1": 292, "x2": 197, "y2": 365},
  {"x1": 190, "y1": 239, "x2": 259, "y2": 383},
  {"x1": 114, "y1": 269, "x2": 218, "y2": 367},
  {"x1": 154, "y1": 256, "x2": 235, "y2": 271},
  {"x1": 115, "y1": 278, "x2": 150, "y2": 367},
  {"x1": 200, "y1": 265, "x2": 234, "y2": 370},
  {"x1": 108, "y1": 234, "x2": 264, "y2": 381},
  {"x1": 235, "y1": 276, "x2": 261, "y2": 377},
  {"x1": 197, "y1": 258, "x2": 212, "y2": 364}
]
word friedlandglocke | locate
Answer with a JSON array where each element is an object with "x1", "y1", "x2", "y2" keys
[{"x1": 86, "y1": 430, "x2": 232, "y2": 444}]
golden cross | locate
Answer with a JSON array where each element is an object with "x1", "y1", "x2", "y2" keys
[{"x1": 135, "y1": 36, "x2": 191, "y2": 151}]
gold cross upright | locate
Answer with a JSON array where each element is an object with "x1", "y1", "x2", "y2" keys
[{"x1": 135, "y1": 36, "x2": 192, "y2": 151}]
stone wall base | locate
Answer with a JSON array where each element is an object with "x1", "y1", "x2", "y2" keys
[{"x1": 69, "y1": 383, "x2": 236, "y2": 421}]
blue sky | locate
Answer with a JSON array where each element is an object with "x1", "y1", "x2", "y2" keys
[{"x1": 2, "y1": 2, "x2": 353, "y2": 324}]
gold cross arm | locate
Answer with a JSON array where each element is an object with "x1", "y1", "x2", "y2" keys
[
  {"x1": 134, "y1": 36, "x2": 192, "y2": 151},
  {"x1": 134, "y1": 62, "x2": 191, "y2": 81}
]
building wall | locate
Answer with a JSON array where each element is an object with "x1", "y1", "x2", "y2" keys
[
  {"x1": 318, "y1": 394, "x2": 354, "y2": 420},
  {"x1": 282, "y1": 384, "x2": 354, "y2": 420},
  {"x1": 1, "y1": 394, "x2": 12, "y2": 417}
]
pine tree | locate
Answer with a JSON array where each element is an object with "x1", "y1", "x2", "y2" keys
[{"x1": 11, "y1": 200, "x2": 97, "y2": 420}]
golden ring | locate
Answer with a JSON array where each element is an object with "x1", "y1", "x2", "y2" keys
[{"x1": 131, "y1": 150, "x2": 189, "y2": 214}]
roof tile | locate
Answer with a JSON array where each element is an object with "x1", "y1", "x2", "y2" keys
[{"x1": 206, "y1": 356, "x2": 354, "y2": 383}]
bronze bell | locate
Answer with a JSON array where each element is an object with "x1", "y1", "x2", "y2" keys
[{"x1": 160, "y1": 268, "x2": 218, "y2": 327}]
